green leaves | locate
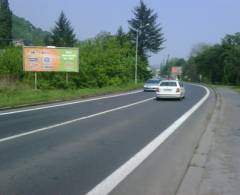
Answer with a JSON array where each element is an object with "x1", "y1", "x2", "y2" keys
[
  {"x1": 12, "y1": 14, "x2": 50, "y2": 46},
  {"x1": 77, "y1": 34, "x2": 138, "y2": 88},
  {"x1": 185, "y1": 33, "x2": 240, "y2": 85},
  {"x1": 0, "y1": 0, "x2": 12, "y2": 48},
  {"x1": 128, "y1": 0, "x2": 165, "y2": 60},
  {"x1": 0, "y1": 47, "x2": 22, "y2": 78},
  {"x1": 0, "y1": 5, "x2": 153, "y2": 89},
  {"x1": 161, "y1": 58, "x2": 186, "y2": 76},
  {"x1": 51, "y1": 11, "x2": 77, "y2": 47}
]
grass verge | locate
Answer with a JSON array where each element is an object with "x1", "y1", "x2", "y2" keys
[
  {"x1": 232, "y1": 86, "x2": 240, "y2": 93},
  {"x1": 0, "y1": 83, "x2": 143, "y2": 109}
]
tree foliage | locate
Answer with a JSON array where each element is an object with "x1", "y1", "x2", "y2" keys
[
  {"x1": 183, "y1": 33, "x2": 240, "y2": 84},
  {"x1": 0, "y1": 6, "x2": 154, "y2": 89},
  {"x1": 0, "y1": 32, "x2": 150, "y2": 89},
  {"x1": 0, "y1": 47, "x2": 22, "y2": 80},
  {"x1": 161, "y1": 58, "x2": 186, "y2": 76},
  {"x1": 51, "y1": 11, "x2": 77, "y2": 47},
  {"x1": 74, "y1": 32, "x2": 150, "y2": 88},
  {"x1": 116, "y1": 26, "x2": 128, "y2": 47},
  {"x1": 12, "y1": 14, "x2": 50, "y2": 46},
  {"x1": 0, "y1": 0, "x2": 12, "y2": 47},
  {"x1": 128, "y1": 0, "x2": 165, "y2": 60}
]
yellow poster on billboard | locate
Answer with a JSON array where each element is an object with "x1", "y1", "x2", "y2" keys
[{"x1": 23, "y1": 47, "x2": 79, "y2": 72}]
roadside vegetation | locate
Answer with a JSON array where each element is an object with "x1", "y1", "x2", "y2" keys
[
  {"x1": 232, "y1": 86, "x2": 240, "y2": 94},
  {"x1": 161, "y1": 34, "x2": 240, "y2": 86},
  {"x1": 0, "y1": 83, "x2": 143, "y2": 108},
  {"x1": 0, "y1": 0, "x2": 164, "y2": 108}
]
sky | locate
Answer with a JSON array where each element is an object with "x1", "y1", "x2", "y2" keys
[{"x1": 9, "y1": 0, "x2": 240, "y2": 67}]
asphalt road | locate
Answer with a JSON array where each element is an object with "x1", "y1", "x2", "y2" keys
[{"x1": 0, "y1": 83, "x2": 206, "y2": 195}]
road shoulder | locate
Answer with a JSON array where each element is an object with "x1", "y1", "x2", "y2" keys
[{"x1": 177, "y1": 86, "x2": 240, "y2": 195}]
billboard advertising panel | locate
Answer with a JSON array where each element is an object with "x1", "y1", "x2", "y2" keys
[
  {"x1": 23, "y1": 47, "x2": 79, "y2": 72},
  {"x1": 171, "y1": 66, "x2": 182, "y2": 75},
  {"x1": 171, "y1": 66, "x2": 177, "y2": 74}
]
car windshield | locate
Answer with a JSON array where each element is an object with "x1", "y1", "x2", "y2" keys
[
  {"x1": 146, "y1": 80, "x2": 160, "y2": 84},
  {"x1": 160, "y1": 82, "x2": 177, "y2": 86}
]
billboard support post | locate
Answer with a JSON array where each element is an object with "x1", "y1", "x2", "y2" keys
[{"x1": 34, "y1": 72, "x2": 38, "y2": 90}]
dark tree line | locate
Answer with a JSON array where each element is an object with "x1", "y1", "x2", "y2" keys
[
  {"x1": 183, "y1": 33, "x2": 240, "y2": 85},
  {"x1": 0, "y1": 0, "x2": 12, "y2": 48},
  {"x1": 160, "y1": 33, "x2": 240, "y2": 85}
]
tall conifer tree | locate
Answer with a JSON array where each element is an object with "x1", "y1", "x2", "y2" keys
[
  {"x1": 0, "y1": 0, "x2": 12, "y2": 47},
  {"x1": 128, "y1": 0, "x2": 165, "y2": 60},
  {"x1": 51, "y1": 11, "x2": 76, "y2": 47}
]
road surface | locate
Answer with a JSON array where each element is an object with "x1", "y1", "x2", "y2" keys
[{"x1": 0, "y1": 83, "x2": 207, "y2": 195}]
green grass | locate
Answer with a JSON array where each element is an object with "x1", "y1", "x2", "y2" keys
[
  {"x1": 0, "y1": 83, "x2": 143, "y2": 109},
  {"x1": 232, "y1": 86, "x2": 240, "y2": 93},
  {"x1": 206, "y1": 84, "x2": 240, "y2": 94}
]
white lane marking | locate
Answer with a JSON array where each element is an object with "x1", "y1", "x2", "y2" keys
[
  {"x1": 0, "y1": 90, "x2": 142, "y2": 116},
  {"x1": 86, "y1": 85, "x2": 210, "y2": 195},
  {"x1": 0, "y1": 97, "x2": 154, "y2": 143}
]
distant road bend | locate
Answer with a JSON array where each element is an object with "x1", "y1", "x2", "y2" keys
[{"x1": 0, "y1": 83, "x2": 208, "y2": 195}]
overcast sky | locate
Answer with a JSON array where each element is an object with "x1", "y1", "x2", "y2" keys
[{"x1": 9, "y1": 0, "x2": 240, "y2": 67}]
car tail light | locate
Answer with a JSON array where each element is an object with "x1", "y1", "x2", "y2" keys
[
  {"x1": 176, "y1": 88, "x2": 180, "y2": 92},
  {"x1": 156, "y1": 88, "x2": 160, "y2": 92}
]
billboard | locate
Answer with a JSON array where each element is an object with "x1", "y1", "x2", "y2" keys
[
  {"x1": 23, "y1": 47, "x2": 79, "y2": 72},
  {"x1": 171, "y1": 66, "x2": 182, "y2": 75}
]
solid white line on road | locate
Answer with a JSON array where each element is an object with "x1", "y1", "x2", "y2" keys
[
  {"x1": 0, "y1": 90, "x2": 142, "y2": 116},
  {"x1": 0, "y1": 97, "x2": 154, "y2": 143},
  {"x1": 86, "y1": 85, "x2": 210, "y2": 195}
]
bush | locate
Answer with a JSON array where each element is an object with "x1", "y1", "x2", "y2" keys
[{"x1": 0, "y1": 33, "x2": 151, "y2": 89}]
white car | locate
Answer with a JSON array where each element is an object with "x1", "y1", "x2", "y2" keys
[{"x1": 156, "y1": 80, "x2": 185, "y2": 100}]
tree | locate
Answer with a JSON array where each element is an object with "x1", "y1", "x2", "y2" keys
[
  {"x1": 222, "y1": 33, "x2": 240, "y2": 84},
  {"x1": 51, "y1": 11, "x2": 77, "y2": 47},
  {"x1": 222, "y1": 33, "x2": 240, "y2": 47},
  {"x1": 116, "y1": 26, "x2": 127, "y2": 47},
  {"x1": 186, "y1": 43, "x2": 225, "y2": 83},
  {"x1": 0, "y1": 0, "x2": 12, "y2": 47},
  {"x1": 128, "y1": 0, "x2": 165, "y2": 60},
  {"x1": 189, "y1": 43, "x2": 211, "y2": 57},
  {"x1": 43, "y1": 34, "x2": 52, "y2": 46},
  {"x1": 161, "y1": 57, "x2": 186, "y2": 76}
]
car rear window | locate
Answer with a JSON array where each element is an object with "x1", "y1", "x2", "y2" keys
[
  {"x1": 146, "y1": 79, "x2": 160, "y2": 84},
  {"x1": 160, "y1": 82, "x2": 177, "y2": 86}
]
